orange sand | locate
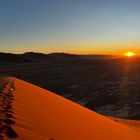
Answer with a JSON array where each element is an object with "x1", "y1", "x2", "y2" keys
[{"x1": 5, "y1": 78, "x2": 140, "y2": 140}]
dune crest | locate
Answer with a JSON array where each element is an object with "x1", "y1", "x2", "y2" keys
[{"x1": 1, "y1": 77, "x2": 140, "y2": 139}]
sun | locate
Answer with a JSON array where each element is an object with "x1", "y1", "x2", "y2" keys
[{"x1": 123, "y1": 51, "x2": 136, "y2": 57}]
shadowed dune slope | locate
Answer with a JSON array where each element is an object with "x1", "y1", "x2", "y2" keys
[{"x1": 6, "y1": 78, "x2": 140, "y2": 140}]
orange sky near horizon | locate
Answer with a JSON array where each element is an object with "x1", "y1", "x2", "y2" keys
[{"x1": 1, "y1": 41, "x2": 140, "y2": 55}]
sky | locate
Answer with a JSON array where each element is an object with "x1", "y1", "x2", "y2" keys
[{"x1": 0, "y1": 0, "x2": 140, "y2": 54}]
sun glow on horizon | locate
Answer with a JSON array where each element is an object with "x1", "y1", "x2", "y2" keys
[{"x1": 123, "y1": 51, "x2": 136, "y2": 57}]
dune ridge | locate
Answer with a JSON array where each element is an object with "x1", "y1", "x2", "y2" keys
[{"x1": 0, "y1": 77, "x2": 140, "y2": 139}]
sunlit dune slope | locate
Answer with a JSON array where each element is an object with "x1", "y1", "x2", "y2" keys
[{"x1": 4, "y1": 78, "x2": 140, "y2": 139}]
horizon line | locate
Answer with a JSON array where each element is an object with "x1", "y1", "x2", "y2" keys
[{"x1": 0, "y1": 51, "x2": 135, "y2": 56}]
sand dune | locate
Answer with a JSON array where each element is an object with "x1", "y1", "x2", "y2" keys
[{"x1": 0, "y1": 77, "x2": 140, "y2": 139}]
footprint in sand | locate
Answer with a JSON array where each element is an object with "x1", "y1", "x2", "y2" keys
[{"x1": 2, "y1": 125, "x2": 19, "y2": 138}]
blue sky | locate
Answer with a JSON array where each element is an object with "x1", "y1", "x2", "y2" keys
[{"x1": 0, "y1": 0, "x2": 140, "y2": 54}]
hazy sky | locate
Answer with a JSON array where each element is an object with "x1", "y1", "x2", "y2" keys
[{"x1": 0, "y1": 0, "x2": 140, "y2": 54}]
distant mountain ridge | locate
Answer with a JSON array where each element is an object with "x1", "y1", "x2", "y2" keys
[
  {"x1": 22, "y1": 52, "x2": 114, "y2": 62},
  {"x1": 22, "y1": 52, "x2": 78, "y2": 60},
  {"x1": 0, "y1": 52, "x2": 114, "y2": 63},
  {"x1": 22, "y1": 52, "x2": 57, "y2": 62},
  {"x1": 0, "y1": 52, "x2": 32, "y2": 63}
]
